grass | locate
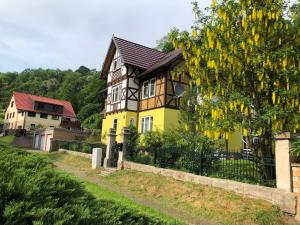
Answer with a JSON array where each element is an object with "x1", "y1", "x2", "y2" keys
[
  {"x1": 51, "y1": 168, "x2": 181, "y2": 224},
  {"x1": 2, "y1": 140, "x2": 298, "y2": 225},
  {"x1": 0, "y1": 135, "x2": 15, "y2": 145},
  {"x1": 105, "y1": 170, "x2": 298, "y2": 225},
  {"x1": 81, "y1": 179, "x2": 181, "y2": 224},
  {"x1": 0, "y1": 140, "x2": 181, "y2": 225}
]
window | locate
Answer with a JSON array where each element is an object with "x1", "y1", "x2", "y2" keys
[
  {"x1": 28, "y1": 112, "x2": 36, "y2": 117},
  {"x1": 129, "y1": 118, "x2": 135, "y2": 126},
  {"x1": 31, "y1": 124, "x2": 35, "y2": 129},
  {"x1": 9, "y1": 113, "x2": 11, "y2": 118},
  {"x1": 12, "y1": 112, "x2": 15, "y2": 118},
  {"x1": 113, "y1": 57, "x2": 122, "y2": 71},
  {"x1": 142, "y1": 78, "x2": 155, "y2": 99},
  {"x1": 6, "y1": 114, "x2": 8, "y2": 119},
  {"x1": 112, "y1": 85, "x2": 121, "y2": 103},
  {"x1": 52, "y1": 115, "x2": 59, "y2": 120},
  {"x1": 11, "y1": 101, "x2": 14, "y2": 107},
  {"x1": 40, "y1": 113, "x2": 48, "y2": 119},
  {"x1": 141, "y1": 116, "x2": 153, "y2": 133},
  {"x1": 112, "y1": 119, "x2": 118, "y2": 130}
]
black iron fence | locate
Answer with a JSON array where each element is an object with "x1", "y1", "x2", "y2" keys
[{"x1": 127, "y1": 147, "x2": 276, "y2": 187}]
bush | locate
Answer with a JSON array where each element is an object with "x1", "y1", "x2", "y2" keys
[
  {"x1": 291, "y1": 136, "x2": 300, "y2": 160},
  {"x1": 126, "y1": 125, "x2": 139, "y2": 160},
  {"x1": 0, "y1": 142, "x2": 178, "y2": 225},
  {"x1": 139, "y1": 130, "x2": 164, "y2": 148}
]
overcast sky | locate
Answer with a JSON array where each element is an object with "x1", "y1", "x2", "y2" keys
[{"x1": 0, "y1": 0, "x2": 211, "y2": 72}]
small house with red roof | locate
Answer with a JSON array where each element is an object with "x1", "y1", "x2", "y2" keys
[{"x1": 4, "y1": 92, "x2": 80, "y2": 131}]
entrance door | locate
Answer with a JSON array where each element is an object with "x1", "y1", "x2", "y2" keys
[
  {"x1": 46, "y1": 135, "x2": 53, "y2": 151},
  {"x1": 40, "y1": 135, "x2": 45, "y2": 151},
  {"x1": 34, "y1": 135, "x2": 40, "y2": 149}
]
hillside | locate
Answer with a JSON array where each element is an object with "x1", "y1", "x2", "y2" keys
[{"x1": 0, "y1": 66, "x2": 106, "y2": 127}]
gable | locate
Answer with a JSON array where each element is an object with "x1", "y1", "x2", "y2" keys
[{"x1": 100, "y1": 36, "x2": 166, "y2": 79}]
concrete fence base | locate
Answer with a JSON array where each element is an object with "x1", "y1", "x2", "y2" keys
[
  {"x1": 124, "y1": 161, "x2": 298, "y2": 215},
  {"x1": 58, "y1": 148, "x2": 92, "y2": 159}
]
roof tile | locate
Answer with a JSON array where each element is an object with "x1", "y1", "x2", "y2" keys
[{"x1": 12, "y1": 92, "x2": 76, "y2": 117}]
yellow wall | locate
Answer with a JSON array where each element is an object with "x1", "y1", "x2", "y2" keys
[
  {"x1": 23, "y1": 112, "x2": 62, "y2": 129},
  {"x1": 138, "y1": 107, "x2": 180, "y2": 133},
  {"x1": 101, "y1": 111, "x2": 138, "y2": 143},
  {"x1": 101, "y1": 107, "x2": 243, "y2": 151}
]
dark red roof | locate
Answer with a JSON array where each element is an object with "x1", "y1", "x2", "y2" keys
[
  {"x1": 113, "y1": 37, "x2": 166, "y2": 69},
  {"x1": 100, "y1": 36, "x2": 166, "y2": 79},
  {"x1": 12, "y1": 92, "x2": 76, "y2": 117},
  {"x1": 138, "y1": 48, "x2": 182, "y2": 78}
]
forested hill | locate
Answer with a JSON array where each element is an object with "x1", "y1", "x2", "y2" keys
[{"x1": 0, "y1": 66, "x2": 106, "y2": 126}]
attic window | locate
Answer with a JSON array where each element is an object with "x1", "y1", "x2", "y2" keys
[
  {"x1": 11, "y1": 101, "x2": 14, "y2": 107},
  {"x1": 113, "y1": 57, "x2": 122, "y2": 71}
]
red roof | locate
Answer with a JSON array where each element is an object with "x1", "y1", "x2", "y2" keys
[{"x1": 12, "y1": 92, "x2": 76, "y2": 117}]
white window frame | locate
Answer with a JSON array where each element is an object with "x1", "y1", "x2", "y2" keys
[
  {"x1": 113, "y1": 57, "x2": 122, "y2": 71},
  {"x1": 142, "y1": 78, "x2": 156, "y2": 99},
  {"x1": 111, "y1": 84, "x2": 122, "y2": 103},
  {"x1": 141, "y1": 116, "x2": 153, "y2": 133}
]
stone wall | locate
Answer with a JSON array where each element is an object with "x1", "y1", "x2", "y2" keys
[
  {"x1": 58, "y1": 148, "x2": 92, "y2": 159},
  {"x1": 124, "y1": 161, "x2": 298, "y2": 215},
  {"x1": 12, "y1": 135, "x2": 34, "y2": 149},
  {"x1": 292, "y1": 164, "x2": 300, "y2": 219}
]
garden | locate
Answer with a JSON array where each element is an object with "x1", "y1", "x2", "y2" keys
[{"x1": 0, "y1": 138, "x2": 179, "y2": 225}]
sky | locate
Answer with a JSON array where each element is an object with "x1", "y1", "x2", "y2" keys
[{"x1": 0, "y1": 0, "x2": 211, "y2": 72}]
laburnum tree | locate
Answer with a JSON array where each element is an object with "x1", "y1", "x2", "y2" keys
[{"x1": 171, "y1": 0, "x2": 300, "y2": 157}]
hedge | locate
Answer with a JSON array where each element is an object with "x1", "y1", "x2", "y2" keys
[{"x1": 0, "y1": 142, "x2": 179, "y2": 225}]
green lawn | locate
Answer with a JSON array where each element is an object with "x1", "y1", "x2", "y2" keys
[
  {"x1": 105, "y1": 170, "x2": 297, "y2": 225},
  {"x1": 1, "y1": 139, "x2": 298, "y2": 225},
  {"x1": 0, "y1": 135, "x2": 15, "y2": 145},
  {"x1": 0, "y1": 139, "x2": 181, "y2": 224}
]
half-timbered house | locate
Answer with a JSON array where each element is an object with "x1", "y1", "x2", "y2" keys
[{"x1": 100, "y1": 36, "x2": 243, "y2": 151}]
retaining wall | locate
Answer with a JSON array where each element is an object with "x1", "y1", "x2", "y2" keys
[
  {"x1": 292, "y1": 164, "x2": 300, "y2": 219},
  {"x1": 124, "y1": 161, "x2": 298, "y2": 215},
  {"x1": 58, "y1": 148, "x2": 92, "y2": 159}
]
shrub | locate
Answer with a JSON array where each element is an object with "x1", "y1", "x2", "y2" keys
[
  {"x1": 126, "y1": 125, "x2": 139, "y2": 160},
  {"x1": 291, "y1": 136, "x2": 300, "y2": 160},
  {"x1": 139, "y1": 130, "x2": 164, "y2": 148},
  {"x1": 0, "y1": 142, "x2": 179, "y2": 225}
]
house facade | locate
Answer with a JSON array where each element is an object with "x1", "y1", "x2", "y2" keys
[
  {"x1": 100, "y1": 36, "x2": 243, "y2": 151},
  {"x1": 4, "y1": 92, "x2": 80, "y2": 131}
]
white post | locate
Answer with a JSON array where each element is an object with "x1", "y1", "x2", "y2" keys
[
  {"x1": 92, "y1": 148, "x2": 102, "y2": 169},
  {"x1": 275, "y1": 132, "x2": 292, "y2": 192}
]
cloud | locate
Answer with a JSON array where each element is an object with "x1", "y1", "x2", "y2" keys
[{"x1": 0, "y1": 0, "x2": 211, "y2": 72}]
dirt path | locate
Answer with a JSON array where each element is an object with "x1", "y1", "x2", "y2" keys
[{"x1": 52, "y1": 161, "x2": 218, "y2": 225}]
